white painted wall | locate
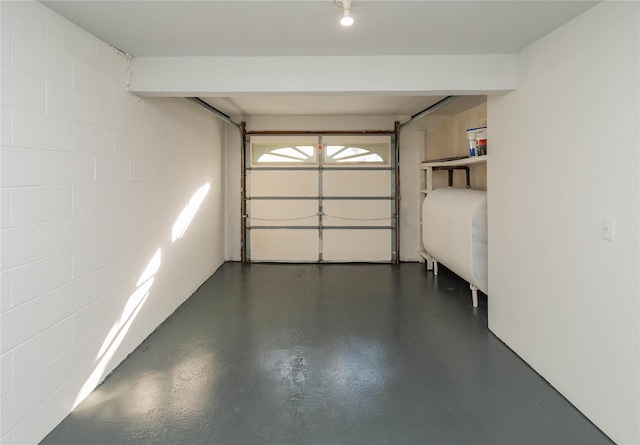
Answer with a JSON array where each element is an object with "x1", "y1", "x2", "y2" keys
[
  {"x1": 0, "y1": 3, "x2": 229, "y2": 444},
  {"x1": 244, "y1": 115, "x2": 397, "y2": 133},
  {"x1": 487, "y1": 2, "x2": 639, "y2": 443}
]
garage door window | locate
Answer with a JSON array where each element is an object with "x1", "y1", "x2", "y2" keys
[
  {"x1": 252, "y1": 144, "x2": 316, "y2": 165},
  {"x1": 324, "y1": 143, "x2": 389, "y2": 164}
]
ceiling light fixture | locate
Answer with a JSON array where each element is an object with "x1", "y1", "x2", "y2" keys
[
  {"x1": 337, "y1": 0, "x2": 356, "y2": 27},
  {"x1": 341, "y1": 9, "x2": 354, "y2": 26}
]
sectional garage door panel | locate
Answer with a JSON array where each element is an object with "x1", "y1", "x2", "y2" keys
[
  {"x1": 248, "y1": 170, "x2": 318, "y2": 197},
  {"x1": 248, "y1": 200, "x2": 319, "y2": 227},
  {"x1": 322, "y1": 170, "x2": 391, "y2": 197},
  {"x1": 323, "y1": 200, "x2": 391, "y2": 227},
  {"x1": 250, "y1": 230, "x2": 318, "y2": 262},
  {"x1": 323, "y1": 230, "x2": 392, "y2": 262}
]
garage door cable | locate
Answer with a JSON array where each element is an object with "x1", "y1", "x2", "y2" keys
[{"x1": 246, "y1": 213, "x2": 394, "y2": 221}]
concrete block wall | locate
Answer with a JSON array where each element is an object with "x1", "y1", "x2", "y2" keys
[{"x1": 0, "y1": 2, "x2": 228, "y2": 444}]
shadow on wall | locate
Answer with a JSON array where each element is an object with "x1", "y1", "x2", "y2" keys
[{"x1": 73, "y1": 183, "x2": 211, "y2": 409}]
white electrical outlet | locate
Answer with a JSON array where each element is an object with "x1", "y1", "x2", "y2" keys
[{"x1": 603, "y1": 217, "x2": 616, "y2": 241}]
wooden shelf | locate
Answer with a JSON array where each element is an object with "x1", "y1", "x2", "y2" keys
[{"x1": 421, "y1": 156, "x2": 487, "y2": 169}]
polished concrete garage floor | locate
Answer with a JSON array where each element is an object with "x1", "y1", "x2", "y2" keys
[{"x1": 41, "y1": 263, "x2": 612, "y2": 445}]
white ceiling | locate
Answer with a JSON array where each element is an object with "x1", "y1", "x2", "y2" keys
[
  {"x1": 200, "y1": 94, "x2": 489, "y2": 118},
  {"x1": 42, "y1": 1, "x2": 598, "y2": 57},
  {"x1": 42, "y1": 0, "x2": 598, "y2": 117}
]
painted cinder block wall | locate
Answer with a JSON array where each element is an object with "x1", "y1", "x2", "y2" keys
[
  {"x1": 487, "y1": 2, "x2": 639, "y2": 444},
  {"x1": 0, "y1": 2, "x2": 229, "y2": 444}
]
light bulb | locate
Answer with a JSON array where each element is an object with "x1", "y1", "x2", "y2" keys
[{"x1": 340, "y1": 9, "x2": 354, "y2": 26}]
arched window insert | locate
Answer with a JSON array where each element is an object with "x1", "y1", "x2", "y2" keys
[
  {"x1": 324, "y1": 144, "x2": 388, "y2": 164},
  {"x1": 252, "y1": 144, "x2": 316, "y2": 164}
]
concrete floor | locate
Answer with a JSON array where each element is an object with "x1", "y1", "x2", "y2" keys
[{"x1": 41, "y1": 263, "x2": 612, "y2": 445}]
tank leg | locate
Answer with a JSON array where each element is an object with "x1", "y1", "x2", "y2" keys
[{"x1": 470, "y1": 284, "x2": 478, "y2": 307}]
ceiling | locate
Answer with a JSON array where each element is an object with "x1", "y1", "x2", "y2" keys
[
  {"x1": 199, "y1": 94, "x2": 488, "y2": 118},
  {"x1": 42, "y1": 0, "x2": 598, "y2": 117}
]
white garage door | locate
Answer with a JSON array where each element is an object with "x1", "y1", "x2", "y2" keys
[{"x1": 244, "y1": 134, "x2": 397, "y2": 263}]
